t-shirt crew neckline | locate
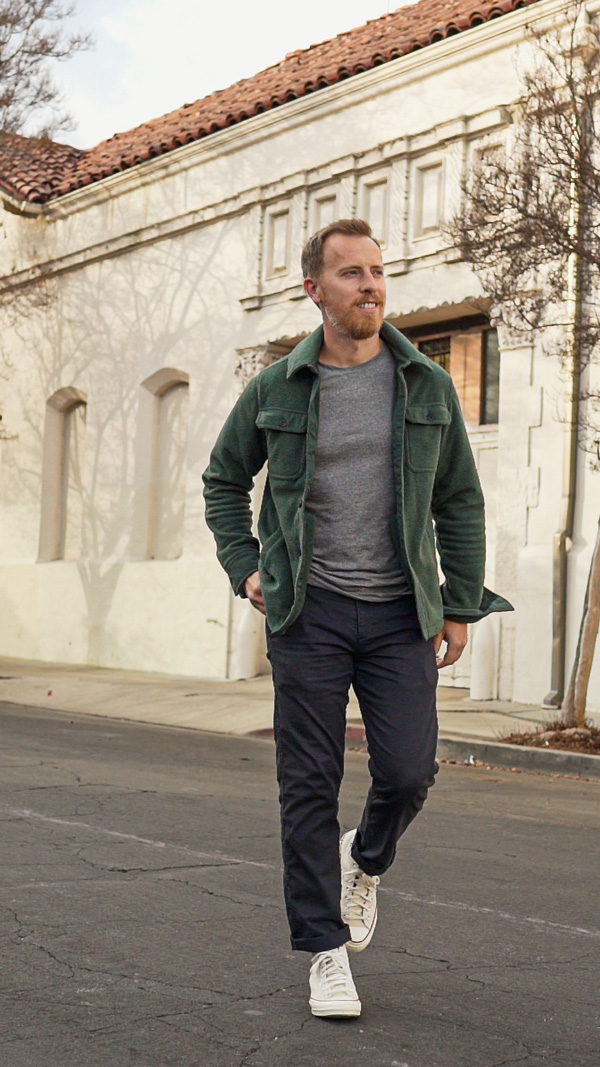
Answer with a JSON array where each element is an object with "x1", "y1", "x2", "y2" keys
[{"x1": 318, "y1": 345, "x2": 386, "y2": 372}]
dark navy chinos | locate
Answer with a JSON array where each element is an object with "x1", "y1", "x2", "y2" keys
[{"x1": 267, "y1": 584, "x2": 439, "y2": 954}]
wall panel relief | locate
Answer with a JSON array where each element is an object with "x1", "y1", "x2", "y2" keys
[
  {"x1": 235, "y1": 341, "x2": 297, "y2": 391},
  {"x1": 265, "y1": 208, "x2": 290, "y2": 278},
  {"x1": 240, "y1": 108, "x2": 511, "y2": 311},
  {"x1": 360, "y1": 173, "x2": 390, "y2": 245},
  {"x1": 414, "y1": 161, "x2": 443, "y2": 237},
  {"x1": 310, "y1": 190, "x2": 338, "y2": 232}
]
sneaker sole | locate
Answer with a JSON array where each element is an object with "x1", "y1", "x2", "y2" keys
[
  {"x1": 346, "y1": 905, "x2": 377, "y2": 953},
  {"x1": 309, "y1": 998, "x2": 361, "y2": 1018}
]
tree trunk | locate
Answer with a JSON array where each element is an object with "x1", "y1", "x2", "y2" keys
[
  {"x1": 561, "y1": 560, "x2": 590, "y2": 725},
  {"x1": 563, "y1": 516, "x2": 600, "y2": 726}
]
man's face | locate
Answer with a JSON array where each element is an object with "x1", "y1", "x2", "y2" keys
[{"x1": 305, "y1": 234, "x2": 386, "y2": 339}]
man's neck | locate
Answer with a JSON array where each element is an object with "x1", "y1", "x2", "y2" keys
[{"x1": 319, "y1": 322, "x2": 382, "y2": 368}]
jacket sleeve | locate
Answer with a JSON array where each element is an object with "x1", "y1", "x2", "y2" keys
[
  {"x1": 432, "y1": 381, "x2": 512, "y2": 623},
  {"x1": 202, "y1": 376, "x2": 267, "y2": 597}
]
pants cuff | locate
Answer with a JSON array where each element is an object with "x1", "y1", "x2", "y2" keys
[
  {"x1": 290, "y1": 926, "x2": 350, "y2": 954},
  {"x1": 351, "y1": 839, "x2": 388, "y2": 878}
]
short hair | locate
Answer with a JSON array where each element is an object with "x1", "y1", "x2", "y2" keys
[{"x1": 301, "y1": 218, "x2": 381, "y2": 280}]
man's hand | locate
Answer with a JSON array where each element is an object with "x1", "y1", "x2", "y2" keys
[
  {"x1": 434, "y1": 620, "x2": 468, "y2": 669},
  {"x1": 244, "y1": 571, "x2": 265, "y2": 615}
]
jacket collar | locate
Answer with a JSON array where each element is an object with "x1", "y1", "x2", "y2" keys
[{"x1": 286, "y1": 320, "x2": 434, "y2": 378}]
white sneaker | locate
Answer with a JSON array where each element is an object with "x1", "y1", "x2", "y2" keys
[
  {"x1": 340, "y1": 829, "x2": 379, "y2": 953},
  {"x1": 308, "y1": 945, "x2": 361, "y2": 1018}
]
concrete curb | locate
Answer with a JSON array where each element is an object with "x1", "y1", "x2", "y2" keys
[
  {"x1": 251, "y1": 723, "x2": 600, "y2": 778},
  {"x1": 436, "y1": 735, "x2": 600, "y2": 779}
]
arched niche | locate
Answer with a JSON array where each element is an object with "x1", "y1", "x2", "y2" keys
[
  {"x1": 38, "y1": 387, "x2": 88, "y2": 562},
  {"x1": 135, "y1": 368, "x2": 190, "y2": 560}
]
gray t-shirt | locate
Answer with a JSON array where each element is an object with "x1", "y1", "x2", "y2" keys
[{"x1": 306, "y1": 342, "x2": 411, "y2": 601}]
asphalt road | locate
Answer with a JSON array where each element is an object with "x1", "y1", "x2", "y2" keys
[{"x1": 0, "y1": 702, "x2": 598, "y2": 1067}]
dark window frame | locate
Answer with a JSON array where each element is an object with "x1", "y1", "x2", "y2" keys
[
  {"x1": 480, "y1": 327, "x2": 500, "y2": 426},
  {"x1": 403, "y1": 316, "x2": 500, "y2": 428}
]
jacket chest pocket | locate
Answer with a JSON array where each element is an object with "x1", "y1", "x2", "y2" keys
[
  {"x1": 256, "y1": 408, "x2": 308, "y2": 480},
  {"x1": 404, "y1": 403, "x2": 451, "y2": 472}
]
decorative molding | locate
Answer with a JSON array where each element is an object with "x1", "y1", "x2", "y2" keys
[
  {"x1": 234, "y1": 343, "x2": 291, "y2": 390},
  {"x1": 1, "y1": 105, "x2": 512, "y2": 299},
  {"x1": 494, "y1": 321, "x2": 536, "y2": 352},
  {"x1": 241, "y1": 283, "x2": 306, "y2": 312},
  {"x1": 0, "y1": 187, "x2": 258, "y2": 296}
]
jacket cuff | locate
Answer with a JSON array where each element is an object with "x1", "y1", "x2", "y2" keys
[
  {"x1": 441, "y1": 584, "x2": 514, "y2": 624},
  {"x1": 229, "y1": 553, "x2": 261, "y2": 598}
]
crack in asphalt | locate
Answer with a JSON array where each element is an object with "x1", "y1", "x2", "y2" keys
[
  {"x1": 416, "y1": 841, "x2": 519, "y2": 858},
  {"x1": 0, "y1": 740, "x2": 598, "y2": 1065},
  {"x1": 1, "y1": 937, "x2": 303, "y2": 1009},
  {"x1": 28, "y1": 938, "x2": 76, "y2": 978},
  {"x1": 72, "y1": 849, "x2": 239, "y2": 874},
  {"x1": 236, "y1": 1015, "x2": 314, "y2": 1067},
  {"x1": 142, "y1": 1009, "x2": 255, "y2": 1054},
  {"x1": 381, "y1": 945, "x2": 452, "y2": 966},
  {"x1": 165, "y1": 875, "x2": 285, "y2": 912},
  {"x1": 8, "y1": 807, "x2": 600, "y2": 943},
  {"x1": 491, "y1": 1055, "x2": 532, "y2": 1067}
]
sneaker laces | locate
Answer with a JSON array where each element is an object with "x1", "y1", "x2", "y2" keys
[
  {"x1": 342, "y1": 868, "x2": 380, "y2": 922},
  {"x1": 315, "y1": 951, "x2": 355, "y2": 996}
]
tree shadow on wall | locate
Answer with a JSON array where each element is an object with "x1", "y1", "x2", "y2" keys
[{"x1": 0, "y1": 216, "x2": 260, "y2": 667}]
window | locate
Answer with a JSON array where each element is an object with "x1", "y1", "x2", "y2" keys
[
  {"x1": 38, "y1": 387, "x2": 87, "y2": 562},
  {"x1": 419, "y1": 336, "x2": 451, "y2": 373},
  {"x1": 406, "y1": 321, "x2": 500, "y2": 426},
  {"x1": 480, "y1": 328, "x2": 500, "y2": 424},
  {"x1": 448, "y1": 331, "x2": 483, "y2": 424}
]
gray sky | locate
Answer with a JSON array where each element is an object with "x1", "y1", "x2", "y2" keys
[{"x1": 54, "y1": 0, "x2": 410, "y2": 148}]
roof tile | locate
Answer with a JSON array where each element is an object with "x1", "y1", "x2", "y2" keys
[{"x1": 0, "y1": 0, "x2": 537, "y2": 205}]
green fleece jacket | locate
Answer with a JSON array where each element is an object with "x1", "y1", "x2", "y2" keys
[{"x1": 202, "y1": 321, "x2": 513, "y2": 637}]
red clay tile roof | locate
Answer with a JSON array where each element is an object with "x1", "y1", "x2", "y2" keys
[
  {"x1": 0, "y1": 0, "x2": 537, "y2": 206},
  {"x1": 0, "y1": 132, "x2": 82, "y2": 204}
]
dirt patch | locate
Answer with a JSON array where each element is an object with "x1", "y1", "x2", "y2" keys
[{"x1": 502, "y1": 719, "x2": 600, "y2": 755}]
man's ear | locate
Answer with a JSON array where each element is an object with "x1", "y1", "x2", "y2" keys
[{"x1": 303, "y1": 276, "x2": 321, "y2": 306}]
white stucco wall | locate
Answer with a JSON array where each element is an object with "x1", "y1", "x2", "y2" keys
[{"x1": 0, "y1": 0, "x2": 598, "y2": 710}]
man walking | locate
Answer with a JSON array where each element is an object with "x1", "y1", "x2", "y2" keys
[{"x1": 203, "y1": 219, "x2": 512, "y2": 1018}]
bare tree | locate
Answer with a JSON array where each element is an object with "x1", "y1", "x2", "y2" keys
[
  {"x1": 0, "y1": 3, "x2": 91, "y2": 438},
  {"x1": 0, "y1": 0, "x2": 91, "y2": 137},
  {"x1": 448, "y1": 2, "x2": 600, "y2": 726}
]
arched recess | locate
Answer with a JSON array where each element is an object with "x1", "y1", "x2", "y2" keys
[
  {"x1": 38, "y1": 387, "x2": 87, "y2": 562},
  {"x1": 137, "y1": 367, "x2": 190, "y2": 560}
]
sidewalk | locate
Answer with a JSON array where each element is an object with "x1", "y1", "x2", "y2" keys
[{"x1": 1, "y1": 655, "x2": 599, "y2": 778}]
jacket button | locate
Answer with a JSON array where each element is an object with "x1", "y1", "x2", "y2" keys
[
  {"x1": 426, "y1": 413, "x2": 435, "y2": 421},
  {"x1": 279, "y1": 419, "x2": 288, "y2": 428}
]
